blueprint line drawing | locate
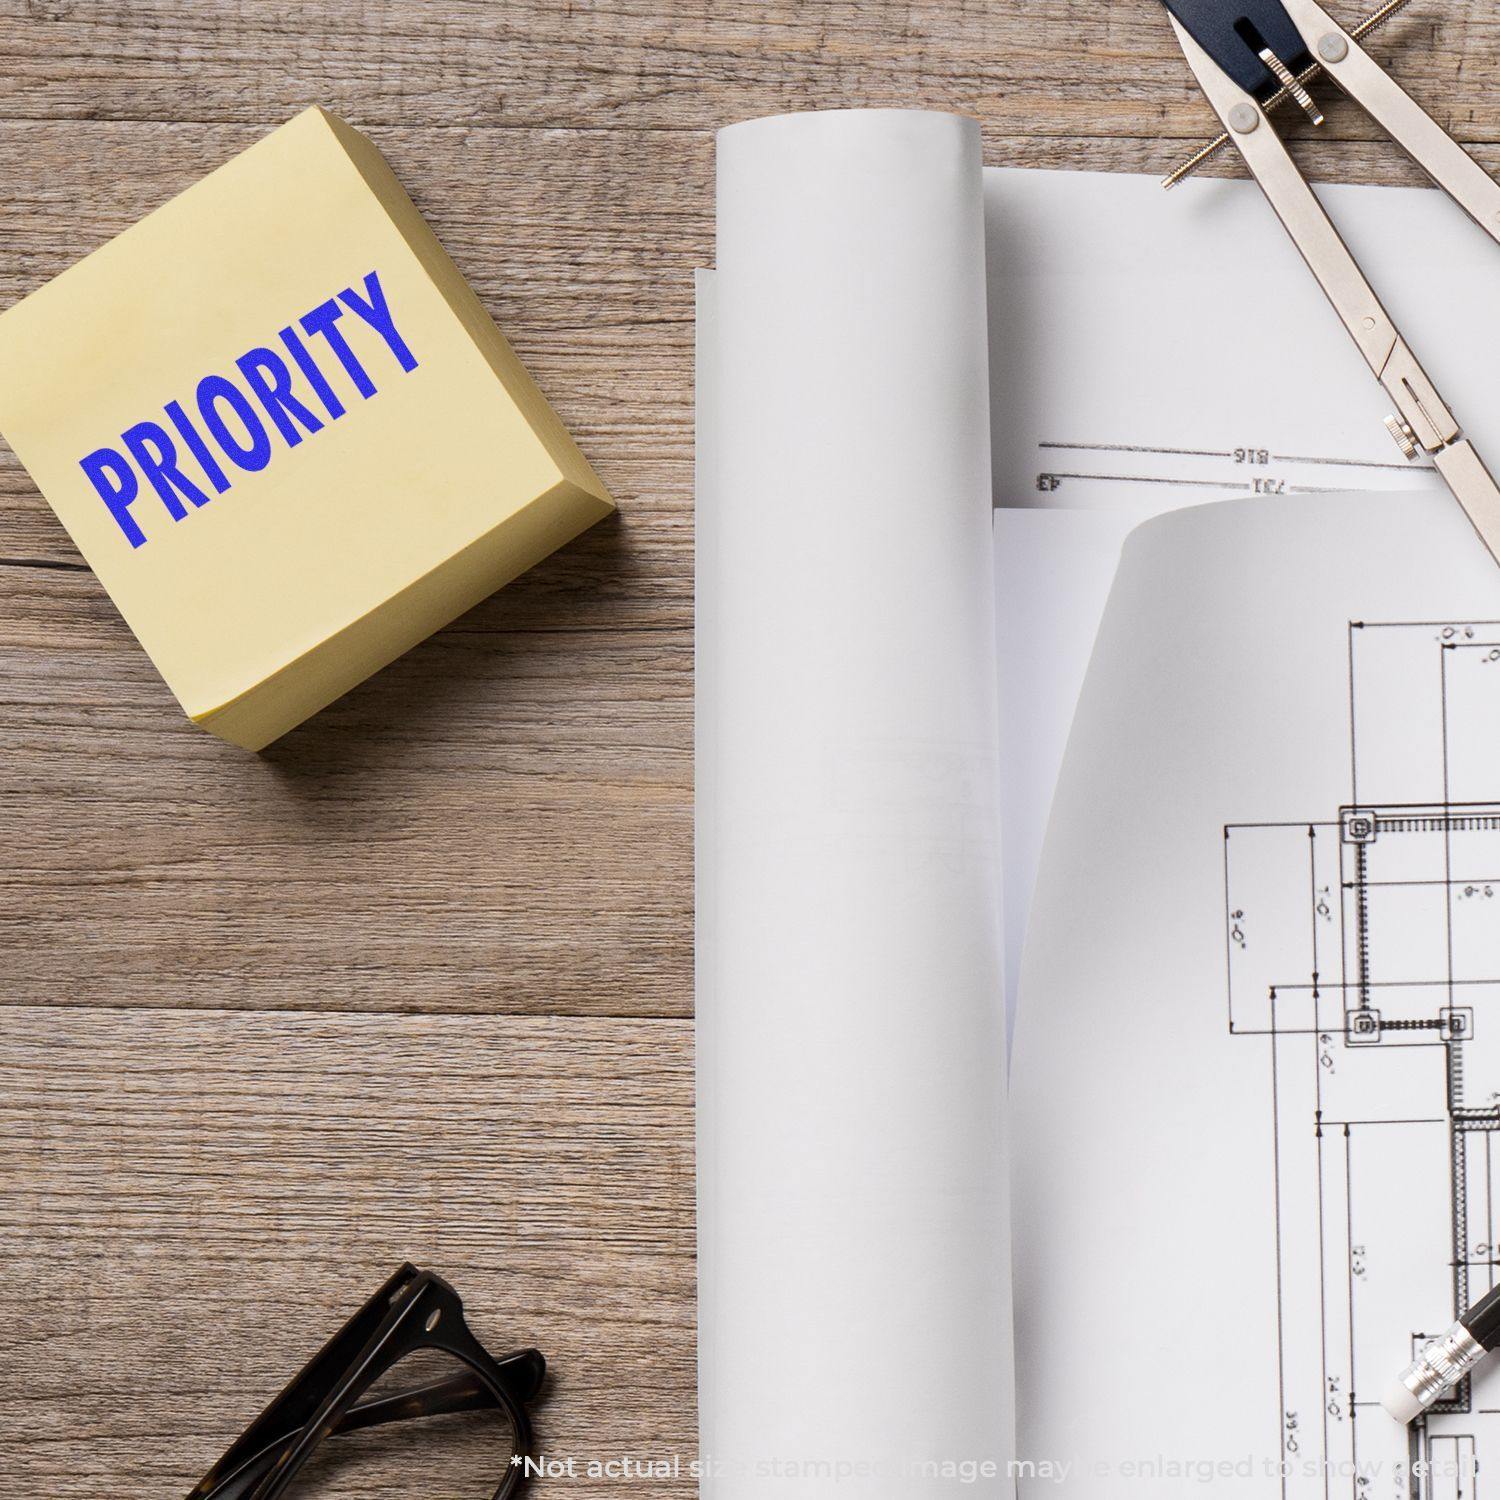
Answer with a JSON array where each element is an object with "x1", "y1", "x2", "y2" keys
[{"x1": 1226, "y1": 620, "x2": 1500, "y2": 1500}]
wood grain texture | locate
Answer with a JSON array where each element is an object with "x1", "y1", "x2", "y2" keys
[
  {"x1": 0, "y1": 0, "x2": 1491, "y2": 1493},
  {"x1": 0, "y1": 604, "x2": 692, "y2": 1015},
  {"x1": 0, "y1": 1007, "x2": 695, "y2": 1495},
  {"x1": 0, "y1": 0, "x2": 1489, "y2": 143}
]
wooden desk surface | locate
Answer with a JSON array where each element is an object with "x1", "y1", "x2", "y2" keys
[{"x1": 0, "y1": 1, "x2": 1489, "y2": 1491}]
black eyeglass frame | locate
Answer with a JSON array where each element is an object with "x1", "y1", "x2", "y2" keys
[{"x1": 188, "y1": 1264, "x2": 546, "y2": 1500}]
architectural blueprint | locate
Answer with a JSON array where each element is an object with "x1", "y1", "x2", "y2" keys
[
  {"x1": 1008, "y1": 493, "x2": 1500, "y2": 1496},
  {"x1": 1226, "y1": 621, "x2": 1500, "y2": 1500}
]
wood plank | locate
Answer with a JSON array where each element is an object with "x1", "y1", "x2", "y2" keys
[
  {"x1": 0, "y1": 0, "x2": 1491, "y2": 143},
  {"x1": 0, "y1": 1006, "x2": 695, "y2": 1497},
  {"x1": 0, "y1": 587, "x2": 692, "y2": 1015},
  {"x1": 0, "y1": 118, "x2": 695, "y2": 1022}
]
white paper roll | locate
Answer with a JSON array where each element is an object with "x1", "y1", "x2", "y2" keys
[{"x1": 697, "y1": 110, "x2": 1013, "y2": 1498}]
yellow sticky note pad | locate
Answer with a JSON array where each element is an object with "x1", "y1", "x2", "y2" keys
[{"x1": 0, "y1": 108, "x2": 613, "y2": 749}]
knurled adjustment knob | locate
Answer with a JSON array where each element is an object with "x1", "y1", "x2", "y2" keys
[{"x1": 1385, "y1": 414, "x2": 1420, "y2": 461}]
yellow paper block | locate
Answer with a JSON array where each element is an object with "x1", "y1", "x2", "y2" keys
[{"x1": 0, "y1": 107, "x2": 614, "y2": 750}]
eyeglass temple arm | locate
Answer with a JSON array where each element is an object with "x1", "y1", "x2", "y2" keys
[
  {"x1": 187, "y1": 1265, "x2": 425, "y2": 1500},
  {"x1": 329, "y1": 1349, "x2": 546, "y2": 1436},
  {"x1": 190, "y1": 1263, "x2": 543, "y2": 1500},
  {"x1": 199, "y1": 1349, "x2": 545, "y2": 1499}
]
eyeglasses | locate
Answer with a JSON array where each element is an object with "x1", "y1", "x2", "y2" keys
[{"x1": 188, "y1": 1264, "x2": 546, "y2": 1500}]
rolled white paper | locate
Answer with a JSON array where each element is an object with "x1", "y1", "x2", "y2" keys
[{"x1": 697, "y1": 110, "x2": 1013, "y2": 1497}]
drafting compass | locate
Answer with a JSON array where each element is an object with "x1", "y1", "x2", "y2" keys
[{"x1": 1160, "y1": 0, "x2": 1500, "y2": 568}]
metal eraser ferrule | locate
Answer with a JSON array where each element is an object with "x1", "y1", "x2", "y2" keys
[{"x1": 1385, "y1": 1322, "x2": 1486, "y2": 1422}]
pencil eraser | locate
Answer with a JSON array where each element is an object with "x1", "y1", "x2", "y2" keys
[
  {"x1": 1382, "y1": 1376, "x2": 1425, "y2": 1425},
  {"x1": 0, "y1": 107, "x2": 613, "y2": 749}
]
